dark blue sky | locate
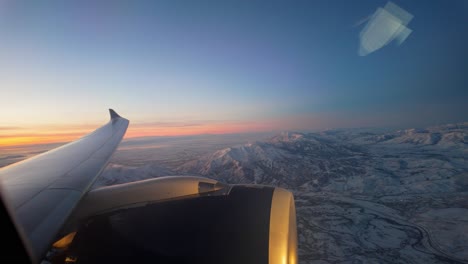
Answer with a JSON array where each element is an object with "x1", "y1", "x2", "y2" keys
[{"x1": 1, "y1": 0, "x2": 467, "y2": 131}]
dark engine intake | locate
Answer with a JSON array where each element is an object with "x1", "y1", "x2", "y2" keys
[{"x1": 53, "y1": 178, "x2": 297, "y2": 264}]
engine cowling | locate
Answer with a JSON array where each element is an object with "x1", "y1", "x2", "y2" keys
[{"x1": 53, "y1": 177, "x2": 298, "y2": 264}]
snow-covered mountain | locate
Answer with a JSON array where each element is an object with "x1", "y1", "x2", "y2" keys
[
  {"x1": 355, "y1": 122, "x2": 468, "y2": 147},
  {"x1": 178, "y1": 125, "x2": 467, "y2": 196},
  {"x1": 178, "y1": 131, "x2": 368, "y2": 190}
]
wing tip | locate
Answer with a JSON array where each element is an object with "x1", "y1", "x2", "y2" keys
[{"x1": 109, "y1": 109, "x2": 121, "y2": 119}]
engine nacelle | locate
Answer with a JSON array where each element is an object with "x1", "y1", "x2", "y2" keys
[{"x1": 54, "y1": 177, "x2": 298, "y2": 264}]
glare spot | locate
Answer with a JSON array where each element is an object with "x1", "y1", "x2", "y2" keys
[{"x1": 358, "y1": 2, "x2": 413, "y2": 56}]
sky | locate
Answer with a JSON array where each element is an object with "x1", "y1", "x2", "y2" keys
[{"x1": 0, "y1": 0, "x2": 467, "y2": 147}]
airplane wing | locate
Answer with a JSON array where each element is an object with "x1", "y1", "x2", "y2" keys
[
  {"x1": 0, "y1": 109, "x2": 297, "y2": 264},
  {"x1": 0, "y1": 109, "x2": 129, "y2": 263}
]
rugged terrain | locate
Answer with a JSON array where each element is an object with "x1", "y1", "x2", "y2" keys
[{"x1": 95, "y1": 123, "x2": 468, "y2": 263}]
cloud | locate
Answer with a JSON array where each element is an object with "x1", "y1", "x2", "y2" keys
[
  {"x1": 132, "y1": 122, "x2": 205, "y2": 128},
  {"x1": 358, "y1": 2, "x2": 413, "y2": 56},
  {"x1": 0, "y1": 126, "x2": 23, "y2": 130}
]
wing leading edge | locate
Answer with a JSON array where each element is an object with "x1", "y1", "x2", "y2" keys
[{"x1": 0, "y1": 109, "x2": 129, "y2": 263}]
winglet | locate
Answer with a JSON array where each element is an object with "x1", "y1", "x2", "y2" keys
[{"x1": 109, "y1": 109, "x2": 121, "y2": 120}]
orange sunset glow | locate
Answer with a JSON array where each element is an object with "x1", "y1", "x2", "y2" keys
[
  {"x1": 0, "y1": 115, "x2": 329, "y2": 148},
  {"x1": 0, "y1": 124, "x2": 102, "y2": 147},
  {"x1": 0, "y1": 121, "x2": 280, "y2": 147},
  {"x1": 0, "y1": 112, "x2": 378, "y2": 148},
  {"x1": 126, "y1": 120, "x2": 281, "y2": 138}
]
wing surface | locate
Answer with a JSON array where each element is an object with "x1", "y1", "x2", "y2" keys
[{"x1": 0, "y1": 109, "x2": 129, "y2": 262}]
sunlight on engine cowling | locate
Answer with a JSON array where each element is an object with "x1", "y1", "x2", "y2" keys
[
  {"x1": 52, "y1": 232, "x2": 76, "y2": 250},
  {"x1": 269, "y1": 187, "x2": 298, "y2": 264}
]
